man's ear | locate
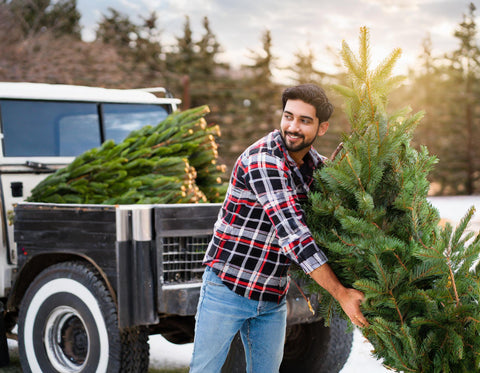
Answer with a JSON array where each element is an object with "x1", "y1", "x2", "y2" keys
[{"x1": 317, "y1": 121, "x2": 329, "y2": 136}]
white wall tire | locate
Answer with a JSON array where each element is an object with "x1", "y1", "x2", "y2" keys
[{"x1": 17, "y1": 261, "x2": 149, "y2": 373}]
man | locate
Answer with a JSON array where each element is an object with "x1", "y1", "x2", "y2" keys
[{"x1": 190, "y1": 84, "x2": 367, "y2": 373}]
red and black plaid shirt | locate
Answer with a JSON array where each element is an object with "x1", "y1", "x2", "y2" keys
[{"x1": 204, "y1": 130, "x2": 328, "y2": 302}]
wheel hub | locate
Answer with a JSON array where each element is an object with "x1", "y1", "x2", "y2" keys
[{"x1": 44, "y1": 306, "x2": 89, "y2": 372}]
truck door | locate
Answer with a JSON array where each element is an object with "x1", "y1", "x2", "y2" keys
[{"x1": 0, "y1": 99, "x2": 101, "y2": 268}]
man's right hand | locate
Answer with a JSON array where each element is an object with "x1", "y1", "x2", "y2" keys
[
  {"x1": 308, "y1": 263, "x2": 368, "y2": 328},
  {"x1": 336, "y1": 287, "x2": 369, "y2": 328}
]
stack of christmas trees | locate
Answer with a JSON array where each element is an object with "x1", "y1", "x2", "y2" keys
[
  {"x1": 28, "y1": 105, "x2": 227, "y2": 205},
  {"x1": 302, "y1": 27, "x2": 480, "y2": 372}
]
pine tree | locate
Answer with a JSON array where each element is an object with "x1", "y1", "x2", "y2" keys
[
  {"x1": 289, "y1": 43, "x2": 330, "y2": 85},
  {"x1": 301, "y1": 27, "x2": 480, "y2": 372},
  {"x1": 135, "y1": 11, "x2": 165, "y2": 76},
  {"x1": 409, "y1": 3, "x2": 480, "y2": 195},
  {"x1": 165, "y1": 15, "x2": 196, "y2": 81},
  {"x1": 243, "y1": 29, "x2": 281, "y2": 138},
  {"x1": 406, "y1": 34, "x2": 449, "y2": 195},
  {"x1": 443, "y1": 2, "x2": 480, "y2": 194},
  {"x1": 96, "y1": 8, "x2": 138, "y2": 50},
  {"x1": 7, "y1": 0, "x2": 81, "y2": 38},
  {"x1": 196, "y1": 16, "x2": 224, "y2": 77}
]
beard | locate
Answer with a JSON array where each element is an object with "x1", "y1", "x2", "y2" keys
[{"x1": 281, "y1": 130, "x2": 316, "y2": 152}]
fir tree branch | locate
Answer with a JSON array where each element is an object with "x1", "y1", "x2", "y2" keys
[
  {"x1": 448, "y1": 262, "x2": 461, "y2": 307},
  {"x1": 465, "y1": 316, "x2": 480, "y2": 324},
  {"x1": 392, "y1": 251, "x2": 408, "y2": 272},
  {"x1": 359, "y1": 26, "x2": 370, "y2": 77},
  {"x1": 375, "y1": 319, "x2": 415, "y2": 371},
  {"x1": 345, "y1": 153, "x2": 365, "y2": 192},
  {"x1": 330, "y1": 142, "x2": 344, "y2": 161},
  {"x1": 374, "y1": 253, "x2": 404, "y2": 324},
  {"x1": 390, "y1": 292, "x2": 404, "y2": 325},
  {"x1": 332, "y1": 229, "x2": 356, "y2": 247}
]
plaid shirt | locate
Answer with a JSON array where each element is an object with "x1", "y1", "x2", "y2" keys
[{"x1": 204, "y1": 130, "x2": 328, "y2": 302}]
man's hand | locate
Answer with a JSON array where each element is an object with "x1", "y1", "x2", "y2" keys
[
  {"x1": 335, "y1": 287, "x2": 369, "y2": 328},
  {"x1": 308, "y1": 263, "x2": 368, "y2": 328}
]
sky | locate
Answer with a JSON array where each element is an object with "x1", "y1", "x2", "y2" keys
[{"x1": 76, "y1": 0, "x2": 477, "y2": 82}]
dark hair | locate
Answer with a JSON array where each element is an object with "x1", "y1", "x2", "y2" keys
[{"x1": 281, "y1": 83, "x2": 334, "y2": 122}]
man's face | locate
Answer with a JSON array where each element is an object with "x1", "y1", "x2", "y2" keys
[{"x1": 280, "y1": 99, "x2": 328, "y2": 157}]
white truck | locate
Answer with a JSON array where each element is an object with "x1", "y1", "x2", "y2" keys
[{"x1": 0, "y1": 82, "x2": 353, "y2": 372}]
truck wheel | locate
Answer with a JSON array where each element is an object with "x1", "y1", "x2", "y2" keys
[
  {"x1": 280, "y1": 316, "x2": 353, "y2": 373},
  {"x1": 17, "y1": 261, "x2": 150, "y2": 373}
]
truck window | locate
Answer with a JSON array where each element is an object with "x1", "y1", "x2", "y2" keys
[
  {"x1": 102, "y1": 104, "x2": 169, "y2": 143},
  {"x1": 0, "y1": 100, "x2": 100, "y2": 157}
]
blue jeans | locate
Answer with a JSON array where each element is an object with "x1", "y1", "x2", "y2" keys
[{"x1": 189, "y1": 267, "x2": 287, "y2": 373}]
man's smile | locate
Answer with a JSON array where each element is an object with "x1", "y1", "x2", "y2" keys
[{"x1": 285, "y1": 132, "x2": 304, "y2": 140}]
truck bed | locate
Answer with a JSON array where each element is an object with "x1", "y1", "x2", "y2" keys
[{"x1": 13, "y1": 202, "x2": 222, "y2": 327}]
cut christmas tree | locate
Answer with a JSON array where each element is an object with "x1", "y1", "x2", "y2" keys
[
  {"x1": 27, "y1": 105, "x2": 228, "y2": 205},
  {"x1": 301, "y1": 27, "x2": 480, "y2": 372}
]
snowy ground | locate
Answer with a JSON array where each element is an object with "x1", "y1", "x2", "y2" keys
[
  {"x1": 145, "y1": 329, "x2": 389, "y2": 372},
  {"x1": 7, "y1": 196, "x2": 480, "y2": 372}
]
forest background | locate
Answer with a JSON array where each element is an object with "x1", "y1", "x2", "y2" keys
[{"x1": 0, "y1": 0, "x2": 479, "y2": 196}]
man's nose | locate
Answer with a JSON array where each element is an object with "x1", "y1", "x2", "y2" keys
[{"x1": 290, "y1": 118, "x2": 301, "y2": 131}]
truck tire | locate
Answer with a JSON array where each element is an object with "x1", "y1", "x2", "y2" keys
[
  {"x1": 280, "y1": 316, "x2": 353, "y2": 373},
  {"x1": 17, "y1": 261, "x2": 150, "y2": 373}
]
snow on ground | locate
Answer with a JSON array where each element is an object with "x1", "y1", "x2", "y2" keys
[
  {"x1": 148, "y1": 334, "x2": 193, "y2": 369},
  {"x1": 340, "y1": 330, "x2": 388, "y2": 372},
  {"x1": 7, "y1": 197, "x2": 480, "y2": 371},
  {"x1": 146, "y1": 329, "x2": 389, "y2": 372},
  {"x1": 429, "y1": 195, "x2": 480, "y2": 232}
]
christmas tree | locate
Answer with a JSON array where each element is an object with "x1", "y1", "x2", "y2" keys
[{"x1": 302, "y1": 27, "x2": 480, "y2": 372}]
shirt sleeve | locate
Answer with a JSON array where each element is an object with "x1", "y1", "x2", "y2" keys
[{"x1": 242, "y1": 152, "x2": 328, "y2": 273}]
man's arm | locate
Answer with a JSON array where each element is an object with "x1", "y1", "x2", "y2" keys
[{"x1": 309, "y1": 263, "x2": 368, "y2": 328}]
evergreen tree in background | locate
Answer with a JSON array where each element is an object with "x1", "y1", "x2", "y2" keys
[
  {"x1": 95, "y1": 7, "x2": 167, "y2": 86},
  {"x1": 0, "y1": 1, "x2": 139, "y2": 87},
  {"x1": 242, "y1": 29, "x2": 281, "y2": 138},
  {"x1": 407, "y1": 34, "x2": 448, "y2": 194},
  {"x1": 290, "y1": 43, "x2": 327, "y2": 85},
  {"x1": 164, "y1": 16, "x2": 228, "y2": 106},
  {"x1": 7, "y1": 0, "x2": 81, "y2": 38},
  {"x1": 301, "y1": 27, "x2": 480, "y2": 372},
  {"x1": 443, "y1": 2, "x2": 480, "y2": 194},
  {"x1": 408, "y1": 2, "x2": 480, "y2": 195},
  {"x1": 0, "y1": 1, "x2": 479, "y2": 186},
  {"x1": 287, "y1": 42, "x2": 352, "y2": 163},
  {"x1": 135, "y1": 11, "x2": 165, "y2": 79},
  {"x1": 96, "y1": 8, "x2": 138, "y2": 50},
  {"x1": 196, "y1": 16, "x2": 224, "y2": 77},
  {"x1": 166, "y1": 15, "x2": 195, "y2": 80}
]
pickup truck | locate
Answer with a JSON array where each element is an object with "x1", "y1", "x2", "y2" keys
[{"x1": 0, "y1": 82, "x2": 353, "y2": 372}]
